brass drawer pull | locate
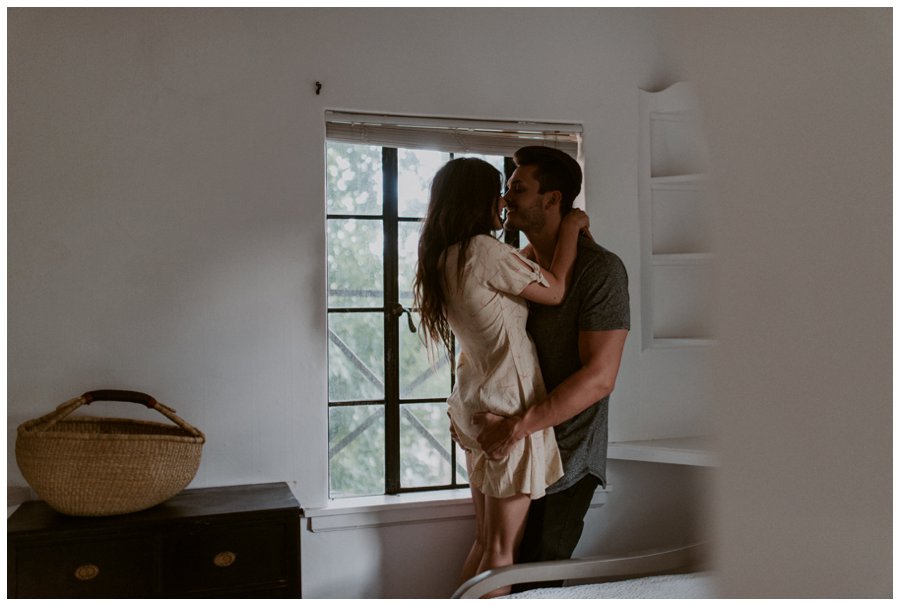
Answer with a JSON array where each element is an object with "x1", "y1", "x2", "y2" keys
[
  {"x1": 74, "y1": 564, "x2": 100, "y2": 581},
  {"x1": 213, "y1": 551, "x2": 236, "y2": 567}
]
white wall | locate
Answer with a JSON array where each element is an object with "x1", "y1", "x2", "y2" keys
[
  {"x1": 8, "y1": 8, "x2": 716, "y2": 598},
  {"x1": 300, "y1": 462, "x2": 713, "y2": 598},
  {"x1": 658, "y1": 8, "x2": 892, "y2": 598}
]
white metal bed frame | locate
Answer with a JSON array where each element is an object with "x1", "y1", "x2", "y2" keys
[{"x1": 451, "y1": 542, "x2": 709, "y2": 599}]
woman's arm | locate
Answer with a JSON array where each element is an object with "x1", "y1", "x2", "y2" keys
[
  {"x1": 520, "y1": 243, "x2": 536, "y2": 262},
  {"x1": 518, "y1": 209, "x2": 589, "y2": 305}
]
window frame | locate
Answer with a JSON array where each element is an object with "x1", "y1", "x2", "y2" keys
[
  {"x1": 327, "y1": 147, "x2": 478, "y2": 497},
  {"x1": 325, "y1": 113, "x2": 582, "y2": 498}
]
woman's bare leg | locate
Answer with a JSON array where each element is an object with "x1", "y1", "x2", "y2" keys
[
  {"x1": 459, "y1": 480, "x2": 487, "y2": 585},
  {"x1": 477, "y1": 492, "x2": 531, "y2": 598}
]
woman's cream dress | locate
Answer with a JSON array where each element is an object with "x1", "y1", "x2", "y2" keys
[{"x1": 443, "y1": 235, "x2": 563, "y2": 499}]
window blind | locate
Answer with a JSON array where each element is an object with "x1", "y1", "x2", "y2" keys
[{"x1": 325, "y1": 111, "x2": 581, "y2": 158}]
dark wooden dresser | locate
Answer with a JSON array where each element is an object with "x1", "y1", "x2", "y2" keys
[{"x1": 7, "y1": 482, "x2": 301, "y2": 598}]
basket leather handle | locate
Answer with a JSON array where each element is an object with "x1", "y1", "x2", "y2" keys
[
  {"x1": 19, "y1": 391, "x2": 205, "y2": 441},
  {"x1": 82, "y1": 390, "x2": 158, "y2": 408}
]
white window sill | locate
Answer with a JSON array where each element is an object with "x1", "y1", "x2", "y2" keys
[{"x1": 303, "y1": 487, "x2": 610, "y2": 533}]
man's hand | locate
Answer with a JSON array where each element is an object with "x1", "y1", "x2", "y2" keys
[
  {"x1": 472, "y1": 411, "x2": 524, "y2": 460},
  {"x1": 473, "y1": 330, "x2": 628, "y2": 461}
]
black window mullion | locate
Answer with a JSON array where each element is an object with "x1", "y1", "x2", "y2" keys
[
  {"x1": 450, "y1": 338, "x2": 458, "y2": 486},
  {"x1": 383, "y1": 147, "x2": 401, "y2": 494},
  {"x1": 330, "y1": 399, "x2": 386, "y2": 408}
]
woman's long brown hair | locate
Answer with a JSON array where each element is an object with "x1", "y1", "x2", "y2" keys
[{"x1": 413, "y1": 157, "x2": 503, "y2": 355}]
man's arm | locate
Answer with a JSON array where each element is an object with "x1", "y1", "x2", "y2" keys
[{"x1": 475, "y1": 328, "x2": 628, "y2": 459}]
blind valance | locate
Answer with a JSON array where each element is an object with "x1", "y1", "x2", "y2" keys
[{"x1": 325, "y1": 111, "x2": 581, "y2": 158}]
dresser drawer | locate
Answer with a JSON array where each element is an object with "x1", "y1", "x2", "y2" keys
[
  {"x1": 162, "y1": 520, "x2": 291, "y2": 594},
  {"x1": 14, "y1": 535, "x2": 155, "y2": 598},
  {"x1": 8, "y1": 483, "x2": 301, "y2": 598}
]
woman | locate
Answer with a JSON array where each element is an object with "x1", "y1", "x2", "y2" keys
[{"x1": 413, "y1": 157, "x2": 587, "y2": 596}]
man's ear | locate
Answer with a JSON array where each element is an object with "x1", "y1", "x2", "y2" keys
[{"x1": 543, "y1": 190, "x2": 562, "y2": 210}]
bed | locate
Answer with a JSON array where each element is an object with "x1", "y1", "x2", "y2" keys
[{"x1": 451, "y1": 543, "x2": 715, "y2": 599}]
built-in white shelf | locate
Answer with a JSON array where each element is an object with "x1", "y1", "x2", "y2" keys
[
  {"x1": 640, "y1": 82, "x2": 715, "y2": 350},
  {"x1": 608, "y1": 436, "x2": 717, "y2": 467}
]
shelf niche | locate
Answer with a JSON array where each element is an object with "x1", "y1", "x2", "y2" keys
[{"x1": 639, "y1": 82, "x2": 716, "y2": 350}]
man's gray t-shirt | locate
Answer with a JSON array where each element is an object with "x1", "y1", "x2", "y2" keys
[{"x1": 526, "y1": 236, "x2": 630, "y2": 493}]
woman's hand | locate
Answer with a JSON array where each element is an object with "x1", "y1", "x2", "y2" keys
[{"x1": 561, "y1": 208, "x2": 590, "y2": 234}]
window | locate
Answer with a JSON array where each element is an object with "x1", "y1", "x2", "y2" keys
[{"x1": 325, "y1": 113, "x2": 581, "y2": 498}]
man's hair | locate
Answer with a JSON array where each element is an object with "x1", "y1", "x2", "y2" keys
[{"x1": 513, "y1": 146, "x2": 583, "y2": 215}]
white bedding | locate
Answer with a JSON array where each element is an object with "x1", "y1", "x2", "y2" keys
[{"x1": 501, "y1": 572, "x2": 716, "y2": 599}]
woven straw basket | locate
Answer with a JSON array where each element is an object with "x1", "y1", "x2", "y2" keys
[{"x1": 16, "y1": 390, "x2": 205, "y2": 517}]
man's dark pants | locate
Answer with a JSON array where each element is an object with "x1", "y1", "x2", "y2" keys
[{"x1": 514, "y1": 474, "x2": 600, "y2": 591}]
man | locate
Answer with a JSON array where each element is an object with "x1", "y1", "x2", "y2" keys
[{"x1": 475, "y1": 145, "x2": 630, "y2": 574}]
